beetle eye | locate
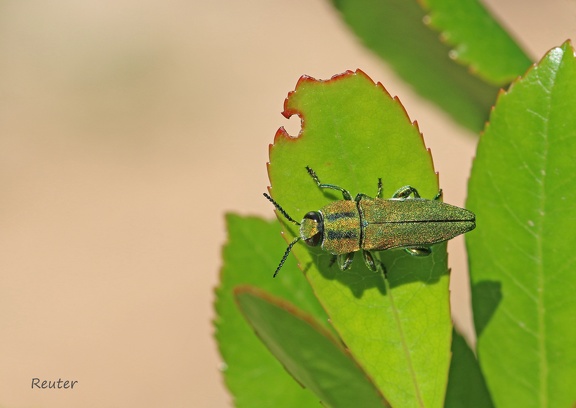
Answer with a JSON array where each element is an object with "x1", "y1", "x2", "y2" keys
[
  {"x1": 303, "y1": 211, "x2": 321, "y2": 223},
  {"x1": 301, "y1": 211, "x2": 323, "y2": 247}
]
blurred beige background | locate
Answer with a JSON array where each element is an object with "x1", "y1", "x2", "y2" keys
[{"x1": 0, "y1": 0, "x2": 574, "y2": 407}]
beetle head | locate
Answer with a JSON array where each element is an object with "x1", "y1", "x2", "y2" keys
[{"x1": 300, "y1": 211, "x2": 323, "y2": 247}]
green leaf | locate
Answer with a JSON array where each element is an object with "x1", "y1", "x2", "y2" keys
[
  {"x1": 235, "y1": 286, "x2": 390, "y2": 408},
  {"x1": 420, "y1": 0, "x2": 532, "y2": 85},
  {"x1": 329, "y1": 0, "x2": 499, "y2": 132},
  {"x1": 269, "y1": 70, "x2": 452, "y2": 408},
  {"x1": 445, "y1": 329, "x2": 494, "y2": 408},
  {"x1": 215, "y1": 214, "x2": 330, "y2": 407},
  {"x1": 467, "y1": 42, "x2": 576, "y2": 408}
]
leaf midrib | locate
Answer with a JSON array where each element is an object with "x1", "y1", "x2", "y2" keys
[{"x1": 385, "y1": 278, "x2": 425, "y2": 407}]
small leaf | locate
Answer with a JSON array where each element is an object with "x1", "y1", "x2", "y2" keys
[
  {"x1": 235, "y1": 286, "x2": 390, "y2": 408},
  {"x1": 269, "y1": 70, "x2": 452, "y2": 408},
  {"x1": 467, "y1": 42, "x2": 576, "y2": 408},
  {"x1": 329, "y1": 0, "x2": 499, "y2": 132},
  {"x1": 420, "y1": 0, "x2": 532, "y2": 85},
  {"x1": 215, "y1": 214, "x2": 330, "y2": 407},
  {"x1": 445, "y1": 329, "x2": 494, "y2": 408}
]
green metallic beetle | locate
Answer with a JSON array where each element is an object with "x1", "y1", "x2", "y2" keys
[{"x1": 264, "y1": 166, "x2": 476, "y2": 277}]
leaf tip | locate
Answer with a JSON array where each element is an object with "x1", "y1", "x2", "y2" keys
[
  {"x1": 561, "y1": 38, "x2": 575, "y2": 55},
  {"x1": 352, "y1": 68, "x2": 375, "y2": 82}
]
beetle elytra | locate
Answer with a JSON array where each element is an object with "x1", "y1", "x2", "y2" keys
[{"x1": 264, "y1": 166, "x2": 476, "y2": 277}]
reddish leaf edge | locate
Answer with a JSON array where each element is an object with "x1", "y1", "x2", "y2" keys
[
  {"x1": 273, "y1": 69, "x2": 428, "y2": 145},
  {"x1": 233, "y1": 285, "x2": 390, "y2": 406}
]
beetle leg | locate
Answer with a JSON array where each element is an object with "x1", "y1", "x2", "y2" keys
[
  {"x1": 306, "y1": 166, "x2": 353, "y2": 200},
  {"x1": 354, "y1": 193, "x2": 373, "y2": 202},
  {"x1": 352, "y1": 178, "x2": 383, "y2": 202},
  {"x1": 376, "y1": 178, "x2": 383, "y2": 198},
  {"x1": 433, "y1": 189, "x2": 443, "y2": 201},
  {"x1": 405, "y1": 247, "x2": 431, "y2": 256},
  {"x1": 363, "y1": 251, "x2": 388, "y2": 277},
  {"x1": 362, "y1": 251, "x2": 377, "y2": 271},
  {"x1": 328, "y1": 255, "x2": 337, "y2": 268},
  {"x1": 392, "y1": 185, "x2": 421, "y2": 199},
  {"x1": 337, "y1": 252, "x2": 355, "y2": 270}
]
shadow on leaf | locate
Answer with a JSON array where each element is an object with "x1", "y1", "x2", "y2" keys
[
  {"x1": 303, "y1": 244, "x2": 446, "y2": 298},
  {"x1": 471, "y1": 280, "x2": 502, "y2": 337}
]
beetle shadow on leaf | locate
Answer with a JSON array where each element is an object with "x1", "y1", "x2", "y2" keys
[
  {"x1": 471, "y1": 280, "x2": 502, "y2": 337},
  {"x1": 315, "y1": 255, "x2": 388, "y2": 298},
  {"x1": 381, "y1": 248, "x2": 445, "y2": 290},
  {"x1": 312, "y1": 246, "x2": 445, "y2": 298}
]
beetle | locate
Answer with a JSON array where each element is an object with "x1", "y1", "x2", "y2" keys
[{"x1": 264, "y1": 166, "x2": 476, "y2": 277}]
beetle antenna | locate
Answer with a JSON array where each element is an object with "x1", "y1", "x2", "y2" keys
[
  {"x1": 263, "y1": 193, "x2": 301, "y2": 225},
  {"x1": 273, "y1": 236, "x2": 301, "y2": 277}
]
